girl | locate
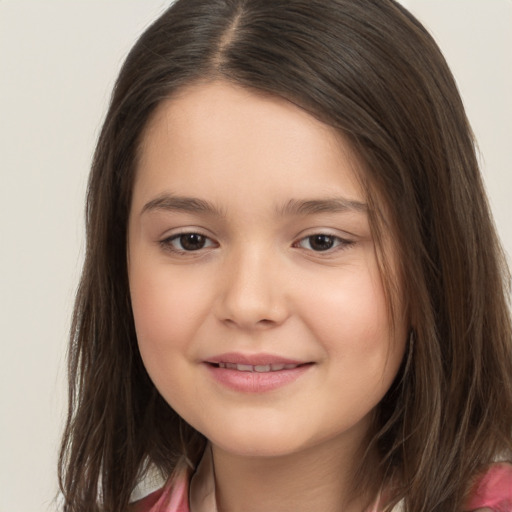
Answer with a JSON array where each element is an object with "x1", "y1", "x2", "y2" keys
[{"x1": 58, "y1": 1, "x2": 512, "y2": 511}]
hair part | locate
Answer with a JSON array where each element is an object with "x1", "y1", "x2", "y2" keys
[{"x1": 59, "y1": 1, "x2": 512, "y2": 511}]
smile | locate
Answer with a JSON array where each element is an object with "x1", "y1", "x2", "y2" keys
[
  {"x1": 204, "y1": 354, "x2": 313, "y2": 393},
  {"x1": 212, "y1": 362, "x2": 302, "y2": 372}
]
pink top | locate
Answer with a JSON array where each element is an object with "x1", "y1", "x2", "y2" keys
[
  {"x1": 131, "y1": 462, "x2": 512, "y2": 512},
  {"x1": 131, "y1": 475, "x2": 189, "y2": 512},
  {"x1": 464, "y1": 463, "x2": 512, "y2": 511}
]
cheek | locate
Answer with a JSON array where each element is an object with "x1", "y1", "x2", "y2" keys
[
  {"x1": 301, "y1": 264, "x2": 390, "y2": 347},
  {"x1": 129, "y1": 268, "x2": 208, "y2": 412},
  {"x1": 129, "y1": 262, "x2": 210, "y2": 368},
  {"x1": 298, "y1": 259, "x2": 405, "y2": 391}
]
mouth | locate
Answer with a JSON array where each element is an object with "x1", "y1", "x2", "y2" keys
[
  {"x1": 207, "y1": 362, "x2": 306, "y2": 372},
  {"x1": 203, "y1": 354, "x2": 314, "y2": 393}
]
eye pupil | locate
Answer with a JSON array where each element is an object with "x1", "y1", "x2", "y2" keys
[
  {"x1": 309, "y1": 235, "x2": 334, "y2": 251},
  {"x1": 180, "y1": 233, "x2": 206, "y2": 251}
]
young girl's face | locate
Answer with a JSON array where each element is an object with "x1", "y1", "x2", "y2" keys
[{"x1": 128, "y1": 80, "x2": 407, "y2": 459}]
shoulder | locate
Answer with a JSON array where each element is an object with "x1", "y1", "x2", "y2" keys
[
  {"x1": 129, "y1": 470, "x2": 190, "y2": 512},
  {"x1": 464, "y1": 462, "x2": 512, "y2": 512}
]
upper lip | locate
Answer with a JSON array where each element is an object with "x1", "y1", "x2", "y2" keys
[{"x1": 205, "y1": 352, "x2": 307, "y2": 366}]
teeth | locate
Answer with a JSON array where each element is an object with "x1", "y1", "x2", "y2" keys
[
  {"x1": 218, "y1": 362, "x2": 237, "y2": 369},
  {"x1": 254, "y1": 365, "x2": 271, "y2": 372},
  {"x1": 216, "y1": 362, "x2": 300, "y2": 372}
]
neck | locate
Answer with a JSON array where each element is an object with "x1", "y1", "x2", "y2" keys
[{"x1": 209, "y1": 429, "x2": 379, "y2": 512}]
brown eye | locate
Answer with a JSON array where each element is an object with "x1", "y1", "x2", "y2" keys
[
  {"x1": 178, "y1": 233, "x2": 207, "y2": 251},
  {"x1": 162, "y1": 232, "x2": 216, "y2": 252},
  {"x1": 295, "y1": 234, "x2": 354, "y2": 253},
  {"x1": 307, "y1": 235, "x2": 335, "y2": 251}
]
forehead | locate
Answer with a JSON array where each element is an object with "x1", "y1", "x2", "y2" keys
[{"x1": 134, "y1": 80, "x2": 366, "y2": 210}]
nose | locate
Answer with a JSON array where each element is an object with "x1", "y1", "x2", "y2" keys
[{"x1": 215, "y1": 247, "x2": 290, "y2": 330}]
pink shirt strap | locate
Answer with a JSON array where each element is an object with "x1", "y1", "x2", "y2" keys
[
  {"x1": 464, "y1": 463, "x2": 512, "y2": 511},
  {"x1": 130, "y1": 469, "x2": 190, "y2": 512}
]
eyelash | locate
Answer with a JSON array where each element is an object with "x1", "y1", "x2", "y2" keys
[{"x1": 160, "y1": 231, "x2": 355, "y2": 256}]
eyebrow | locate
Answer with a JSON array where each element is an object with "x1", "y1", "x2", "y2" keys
[
  {"x1": 278, "y1": 197, "x2": 368, "y2": 216},
  {"x1": 141, "y1": 194, "x2": 367, "y2": 217},
  {"x1": 141, "y1": 194, "x2": 225, "y2": 217}
]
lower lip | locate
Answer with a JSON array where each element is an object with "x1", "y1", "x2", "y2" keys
[{"x1": 204, "y1": 364, "x2": 312, "y2": 393}]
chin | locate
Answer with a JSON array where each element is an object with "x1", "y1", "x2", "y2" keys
[
  {"x1": 201, "y1": 421, "x2": 309, "y2": 458},
  {"x1": 213, "y1": 436, "x2": 304, "y2": 459}
]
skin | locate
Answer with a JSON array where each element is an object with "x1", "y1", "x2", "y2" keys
[{"x1": 128, "y1": 80, "x2": 407, "y2": 511}]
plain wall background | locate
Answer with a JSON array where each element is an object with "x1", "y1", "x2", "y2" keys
[{"x1": 0, "y1": 1, "x2": 510, "y2": 511}]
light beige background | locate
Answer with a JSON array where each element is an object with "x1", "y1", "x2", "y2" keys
[{"x1": 0, "y1": 1, "x2": 510, "y2": 511}]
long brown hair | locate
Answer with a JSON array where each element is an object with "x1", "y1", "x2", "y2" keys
[{"x1": 59, "y1": 1, "x2": 512, "y2": 510}]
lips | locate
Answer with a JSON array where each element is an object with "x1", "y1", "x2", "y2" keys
[{"x1": 204, "y1": 353, "x2": 313, "y2": 392}]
